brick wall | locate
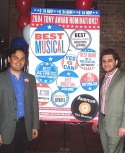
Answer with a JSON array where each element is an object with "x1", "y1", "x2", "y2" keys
[
  {"x1": 98, "y1": 0, "x2": 125, "y2": 74},
  {"x1": 9, "y1": 0, "x2": 125, "y2": 75}
]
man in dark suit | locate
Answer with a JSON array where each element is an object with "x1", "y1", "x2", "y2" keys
[
  {"x1": 92, "y1": 48, "x2": 125, "y2": 153},
  {"x1": 0, "y1": 46, "x2": 39, "y2": 153}
]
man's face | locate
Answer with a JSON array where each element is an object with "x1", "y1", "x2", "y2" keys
[
  {"x1": 8, "y1": 50, "x2": 25, "y2": 72},
  {"x1": 102, "y1": 54, "x2": 118, "y2": 75}
]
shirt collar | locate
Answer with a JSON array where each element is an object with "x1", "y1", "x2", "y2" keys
[
  {"x1": 105, "y1": 68, "x2": 118, "y2": 79},
  {"x1": 8, "y1": 68, "x2": 24, "y2": 77}
]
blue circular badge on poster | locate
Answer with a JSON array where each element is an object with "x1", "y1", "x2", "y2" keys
[
  {"x1": 80, "y1": 73, "x2": 99, "y2": 91},
  {"x1": 30, "y1": 24, "x2": 69, "y2": 62},
  {"x1": 51, "y1": 90, "x2": 69, "y2": 107},
  {"x1": 35, "y1": 62, "x2": 58, "y2": 84},
  {"x1": 56, "y1": 70, "x2": 79, "y2": 94}
]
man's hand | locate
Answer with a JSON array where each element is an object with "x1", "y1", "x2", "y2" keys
[
  {"x1": 118, "y1": 128, "x2": 125, "y2": 137},
  {"x1": 92, "y1": 122, "x2": 98, "y2": 133},
  {"x1": 0, "y1": 135, "x2": 2, "y2": 145},
  {"x1": 32, "y1": 129, "x2": 39, "y2": 139}
]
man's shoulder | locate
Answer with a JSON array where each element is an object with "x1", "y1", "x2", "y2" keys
[
  {"x1": 115, "y1": 69, "x2": 125, "y2": 82},
  {"x1": 23, "y1": 72, "x2": 36, "y2": 80},
  {"x1": 0, "y1": 70, "x2": 8, "y2": 77},
  {"x1": 117, "y1": 69, "x2": 125, "y2": 75}
]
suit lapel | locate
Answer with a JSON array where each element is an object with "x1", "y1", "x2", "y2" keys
[
  {"x1": 24, "y1": 73, "x2": 29, "y2": 96},
  {"x1": 108, "y1": 69, "x2": 120, "y2": 89},
  {"x1": 100, "y1": 75, "x2": 105, "y2": 98},
  {"x1": 100, "y1": 69, "x2": 120, "y2": 106},
  {"x1": 4, "y1": 71, "x2": 30, "y2": 97},
  {"x1": 4, "y1": 70, "x2": 15, "y2": 96}
]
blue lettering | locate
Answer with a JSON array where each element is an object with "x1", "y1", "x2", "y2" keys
[
  {"x1": 53, "y1": 40, "x2": 57, "y2": 53},
  {"x1": 35, "y1": 41, "x2": 41, "y2": 53},
  {"x1": 46, "y1": 40, "x2": 50, "y2": 53},
  {"x1": 64, "y1": 65, "x2": 74, "y2": 70}
]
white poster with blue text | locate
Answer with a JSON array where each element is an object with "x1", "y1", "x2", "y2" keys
[{"x1": 29, "y1": 7, "x2": 100, "y2": 122}]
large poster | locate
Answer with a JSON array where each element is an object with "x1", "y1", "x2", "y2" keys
[{"x1": 29, "y1": 7, "x2": 100, "y2": 122}]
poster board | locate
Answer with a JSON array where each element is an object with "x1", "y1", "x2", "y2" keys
[{"x1": 29, "y1": 7, "x2": 100, "y2": 122}]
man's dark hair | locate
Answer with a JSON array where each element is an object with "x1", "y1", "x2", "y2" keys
[
  {"x1": 8, "y1": 45, "x2": 27, "y2": 58},
  {"x1": 100, "y1": 48, "x2": 121, "y2": 68}
]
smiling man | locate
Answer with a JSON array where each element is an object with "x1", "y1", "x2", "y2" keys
[
  {"x1": 0, "y1": 46, "x2": 39, "y2": 153},
  {"x1": 92, "y1": 48, "x2": 125, "y2": 153}
]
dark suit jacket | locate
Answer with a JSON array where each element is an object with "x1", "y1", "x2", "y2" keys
[
  {"x1": 0, "y1": 70, "x2": 39, "y2": 144},
  {"x1": 99, "y1": 69, "x2": 125, "y2": 137}
]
